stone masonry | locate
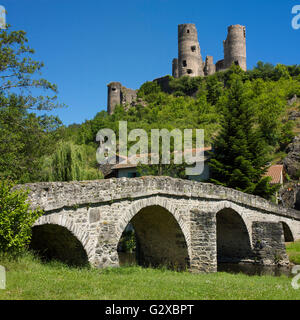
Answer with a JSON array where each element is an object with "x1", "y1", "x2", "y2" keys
[
  {"x1": 17, "y1": 177, "x2": 300, "y2": 273},
  {"x1": 107, "y1": 82, "x2": 137, "y2": 115}
]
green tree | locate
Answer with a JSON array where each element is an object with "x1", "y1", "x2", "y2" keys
[
  {"x1": 44, "y1": 141, "x2": 103, "y2": 182},
  {"x1": 0, "y1": 96, "x2": 62, "y2": 183},
  {"x1": 137, "y1": 159, "x2": 188, "y2": 179},
  {"x1": 0, "y1": 27, "x2": 65, "y2": 182},
  {"x1": 0, "y1": 27, "x2": 64, "y2": 110},
  {"x1": 0, "y1": 180, "x2": 43, "y2": 256},
  {"x1": 209, "y1": 73, "x2": 280, "y2": 199}
]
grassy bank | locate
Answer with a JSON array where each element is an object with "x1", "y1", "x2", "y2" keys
[
  {"x1": 0, "y1": 253, "x2": 299, "y2": 300},
  {"x1": 286, "y1": 241, "x2": 300, "y2": 265}
]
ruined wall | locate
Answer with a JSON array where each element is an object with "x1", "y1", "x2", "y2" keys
[
  {"x1": 215, "y1": 59, "x2": 225, "y2": 72},
  {"x1": 172, "y1": 58, "x2": 179, "y2": 78},
  {"x1": 178, "y1": 24, "x2": 204, "y2": 77},
  {"x1": 107, "y1": 82, "x2": 122, "y2": 115},
  {"x1": 153, "y1": 75, "x2": 172, "y2": 94},
  {"x1": 107, "y1": 82, "x2": 137, "y2": 115},
  {"x1": 204, "y1": 56, "x2": 216, "y2": 76}
]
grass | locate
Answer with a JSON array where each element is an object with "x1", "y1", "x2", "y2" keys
[
  {"x1": 0, "y1": 252, "x2": 299, "y2": 300},
  {"x1": 286, "y1": 241, "x2": 300, "y2": 265}
]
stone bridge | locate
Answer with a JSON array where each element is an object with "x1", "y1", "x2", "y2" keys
[{"x1": 21, "y1": 177, "x2": 300, "y2": 273}]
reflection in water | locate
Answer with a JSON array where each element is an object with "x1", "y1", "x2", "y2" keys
[
  {"x1": 119, "y1": 252, "x2": 294, "y2": 277},
  {"x1": 118, "y1": 252, "x2": 137, "y2": 266},
  {"x1": 218, "y1": 263, "x2": 293, "y2": 278}
]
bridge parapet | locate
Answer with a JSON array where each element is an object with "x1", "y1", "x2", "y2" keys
[{"x1": 16, "y1": 176, "x2": 300, "y2": 220}]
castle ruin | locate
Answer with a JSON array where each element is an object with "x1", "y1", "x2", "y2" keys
[
  {"x1": 107, "y1": 82, "x2": 137, "y2": 115},
  {"x1": 172, "y1": 23, "x2": 247, "y2": 78},
  {"x1": 107, "y1": 23, "x2": 246, "y2": 114}
]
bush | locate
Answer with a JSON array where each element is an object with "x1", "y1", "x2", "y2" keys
[{"x1": 0, "y1": 180, "x2": 43, "y2": 257}]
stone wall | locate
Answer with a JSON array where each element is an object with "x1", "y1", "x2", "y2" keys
[
  {"x1": 21, "y1": 177, "x2": 300, "y2": 220},
  {"x1": 204, "y1": 56, "x2": 216, "y2": 76},
  {"x1": 107, "y1": 82, "x2": 137, "y2": 115},
  {"x1": 252, "y1": 222, "x2": 289, "y2": 266},
  {"x1": 17, "y1": 177, "x2": 300, "y2": 272}
]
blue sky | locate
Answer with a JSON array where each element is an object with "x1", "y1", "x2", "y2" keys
[{"x1": 2, "y1": 0, "x2": 300, "y2": 125}]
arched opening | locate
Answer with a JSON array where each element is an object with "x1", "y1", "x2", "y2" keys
[
  {"x1": 117, "y1": 205, "x2": 189, "y2": 270},
  {"x1": 281, "y1": 222, "x2": 294, "y2": 242},
  {"x1": 30, "y1": 224, "x2": 89, "y2": 267},
  {"x1": 216, "y1": 208, "x2": 252, "y2": 265},
  {"x1": 295, "y1": 190, "x2": 300, "y2": 211}
]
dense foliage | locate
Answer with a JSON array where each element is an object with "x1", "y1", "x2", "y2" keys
[
  {"x1": 0, "y1": 180, "x2": 43, "y2": 256},
  {"x1": 208, "y1": 73, "x2": 280, "y2": 199},
  {"x1": 41, "y1": 141, "x2": 103, "y2": 182},
  {"x1": 0, "y1": 27, "x2": 65, "y2": 183},
  {"x1": 0, "y1": 27, "x2": 299, "y2": 199}
]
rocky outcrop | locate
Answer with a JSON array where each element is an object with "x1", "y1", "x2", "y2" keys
[
  {"x1": 279, "y1": 183, "x2": 300, "y2": 211},
  {"x1": 288, "y1": 94, "x2": 298, "y2": 106},
  {"x1": 283, "y1": 136, "x2": 300, "y2": 180},
  {"x1": 288, "y1": 110, "x2": 300, "y2": 121}
]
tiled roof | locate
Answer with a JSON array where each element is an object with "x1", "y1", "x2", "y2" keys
[
  {"x1": 111, "y1": 147, "x2": 212, "y2": 170},
  {"x1": 264, "y1": 165, "x2": 284, "y2": 184}
]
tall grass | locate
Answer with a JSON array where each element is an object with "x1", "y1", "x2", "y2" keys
[
  {"x1": 0, "y1": 252, "x2": 299, "y2": 300},
  {"x1": 286, "y1": 241, "x2": 300, "y2": 265}
]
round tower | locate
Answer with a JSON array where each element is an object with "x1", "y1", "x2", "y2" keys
[
  {"x1": 178, "y1": 24, "x2": 204, "y2": 77},
  {"x1": 223, "y1": 25, "x2": 246, "y2": 71},
  {"x1": 107, "y1": 82, "x2": 122, "y2": 115}
]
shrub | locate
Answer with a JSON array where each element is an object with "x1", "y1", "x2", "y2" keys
[{"x1": 0, "y1": 180, "x2": 43, "y2": 257}]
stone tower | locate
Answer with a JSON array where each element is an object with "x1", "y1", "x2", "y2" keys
[
  {"x1": 107, "y1": 82, "x2": 122, "y2": 115},
  {"x1": 107, "y1": 82, "x2": 138, "y2": 115},
  {"x1": 177, "y1": 24, "x2": 204, "y2": 77},
  {"x1": 223, "y1": 25, "x2": 246, "y2": 71}
]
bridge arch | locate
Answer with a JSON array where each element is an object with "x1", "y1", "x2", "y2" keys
[
  {"x1": 115, "y1": 197, "x2": 191, "y2": 270},
  {"x1": 31, "y1": 215, "x2": 94, "y2": 265},
  {"x1": 281, "y1": 221, "x2": 294, "y2": 242},
  {"x1": 215, "y1": 205, "x2": 253, "y2": 264}
]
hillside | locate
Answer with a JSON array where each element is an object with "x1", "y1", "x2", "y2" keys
[
  {"x1": 1, "y1": 62, "x2": 300, "y2": 203},
  {"x1": 62, "y1": 63, "x2": 300, "y2": 169}
]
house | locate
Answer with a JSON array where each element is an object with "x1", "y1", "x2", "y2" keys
[
  {"x1": 107, "y1": 147, "x2": 212, "y2": 182},
  {"x1": 264, "y1": 165, "x2": 284, "y2": 185},
  {"x1": 104, "y1": 150, "x2": 285, "y2": 194},
  {"x1": 264, "y1": 164, "x2": 285, "y2": 204}
]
